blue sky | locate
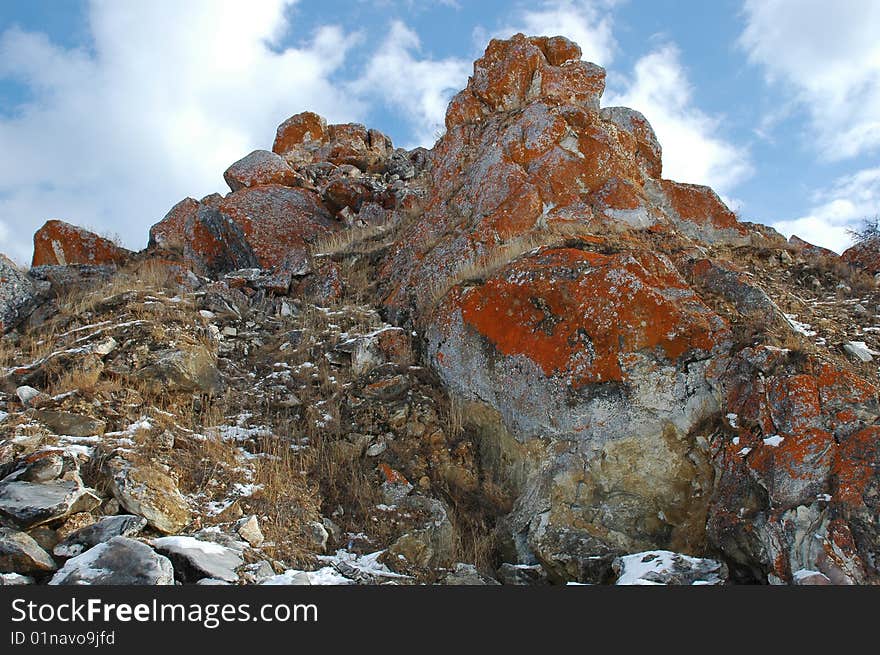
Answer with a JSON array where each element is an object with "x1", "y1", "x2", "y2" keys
[{"x1": 1, "y1": 0, "x2": 879, "y2": 264}]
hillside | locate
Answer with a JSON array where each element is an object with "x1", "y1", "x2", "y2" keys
[{"x1": 1, "y1": 34, "x2": 879, "y2": 586}]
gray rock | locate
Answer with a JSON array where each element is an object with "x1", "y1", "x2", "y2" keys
[
  {"x1": 496, "y1": 562, "x2": 549, "y2": 585},
  {"x1": 844, "y1": 341, "x2": 877, "y2": 362},
  {"x1": 441, "y1": 563, "x2": 500, "y2": 585},
  {"x1": 49, "y1": 536, "x2": 174, "y2": 585},
  {"x1": 151, "y1": 535, "x2": 243, "y2": 583},
  {"x1": 32, "y1": 410, "x2": 106, "y2": 437},
  {"x1": 387, "y1": 149, "x2": 416, "y2": 180},
  {"x1": 385, "y1": 496, "x2": 455, "y2": 571},
  {"x1": 0, "y1": 254, "x2": 38, "y2": 334},
  {"x1": 223, "y1": 149, "x2": 296, "y2": 193},
  {"x1": 53, "y1": 515, "x2": 147, "y2": 557},
  {"x1": 134, "y1": 345, "x2": 223, "y2": 395},
  {"x1": 2, "y1": 452, "x2": 66, "y2": 484},
  {"x1": 613, "y1": 550, "x2": 728, "y2": 585},
  {"x1": 0, "y1": 527, "x2": 56, "y2": 573},
  {"x1": 0, "y1": 479, "x2": 98, "y2": 529},
  {"x1": 15, "y1": 386, "x2": 43, "y2": 407},
  {"x1": 0, "y1": 572, "x2": 35, "y2": 585}
]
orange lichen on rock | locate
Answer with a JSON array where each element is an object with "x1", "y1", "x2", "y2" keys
[
  {"x1": 659, "y1": 180, "x2": 749, "y2": 243},
  {"x1": 149, "y1": 197, "x2": 199, "y2": 252},
  {"x1": 456, "y1": 247, "x2": 725, "y2": 386},
  {"x1": 272, "y1": 111, "x2": 327, "y2": 157},
  {"x1": 216, "y1": 185, "x2": 337, "y2": 269},
  {"x1": 445, "y1": 33, "x2": 605, "y2": 129},
  {"x1": 832, "y1": 426, "x2": 880, "y2": 506},
  {"x1": 32, "y1": 220, "x2": 130, "y2": 267}
]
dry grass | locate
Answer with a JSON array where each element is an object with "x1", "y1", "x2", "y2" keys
[
  {"x1": 426, "y1": 222, "x2": 604, "y2": 306},
  {"x1": 310, "y1": 223, "x2": 392, "y2": 257}
]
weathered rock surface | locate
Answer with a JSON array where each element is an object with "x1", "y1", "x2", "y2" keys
[
  {"x1": 49, "y1": 537, "x2": 174, "y2": 585},
  {"x1": 613, "y1": 550, "x2": 727, "y2": 585},
  {"x1": 134, "y1": 344, "x2": 222, "y2": 395},
  {"x1": 0, "y1": 527, "x2": 56, "y2": 573},
  {"x1": 104, "y1": 458, "x2": 192, "y2": 534},
  {"x1": 3, "y1": 31, "x2": 880, "y2": 587},
  {"x1": 842, "y1": 237, "x2": 880, "y2": 273},
  {"x1": 32, "y1": 410, "x2": 106, "y2": 437},
  {"x1": 224, "y1": 149, "x2": 300, "y2": 192},
  {"x1": 0, "y1": 478, "x2": 98, "y2": 530},
  {"x1": 32, "y1": 220, "x2": 130, "y2": 267},
  {"x1": 53, "y1": 515, "x2": 147, "y2": 557},
  {"x1": 0, "y1": 255, "x2": 38, "y2": 334},
  {"x1": 151, "y1": 535, "x2": 243, "y2": 582}
]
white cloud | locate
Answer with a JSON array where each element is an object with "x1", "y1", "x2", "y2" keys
[
  {"x1": 606, "y1": 44, "x2": 752, "y2": 194},
  {"x1": 352, "y1": 21, "x2": 470, "y2": 148},
  {"x1": 772, "y1": 167, "x2": 880, "y2": 254},
  {"x1": 739, "y1": 0, "x2": 880, "y2": 160},
  {"x1": 491, "y1": 0, "x2": 618, "y2": 66},
  {"x1": 0, "y1": 0, "x2": 361, "y2": 264}
]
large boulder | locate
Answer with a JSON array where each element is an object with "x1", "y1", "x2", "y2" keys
[
  {"x1": 151, "y1": 536, "x2": 243, "y2": 583},
  {"x1": 709, "y1": 348, "x2": 880, "y2": 583},
  {"x1": 842, "y1": 237, "x2": 880, "y2": 274},
  {"x1": 0, "y1": 254, "x2": 38, "y2": 333},
  {"x1": 104, "y1": 458, "x2": 192, "y2": 534},
  {"x1": 148, "y1": 197, "x2": 199, "y2": 252},
  {"x1": 0, "y1": 527, "x2": 56, "y2": 574},
  {"x1": 216, "y1": 184, "x2": 337, "y2": 269},
  {"x1": 49, "y1": 537, "x2": 174, "y2": 585},
  {"x1": 427, "y1": 247, "x2": 728, "y2": 580},
  {"x1": 223, "y1": 149, "x2": 300, "y2": 192},
  {"x1": 183, "y1": 205, "x2": 259, "y2": 279},
  {"x1": 0, "y1": 478, "x2": 99, "y2": 530},
  {"x1": 32, "y1": 220, "x2": 130, "y2": 267}
]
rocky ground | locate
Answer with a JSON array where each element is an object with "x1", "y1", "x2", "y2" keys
[{"x1": 2, "y1": 33, "x2": 879, "y2": 586}]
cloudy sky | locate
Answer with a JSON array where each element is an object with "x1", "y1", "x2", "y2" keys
[{"x1": 1, "y1": 0, "x2": 879, "y2": 264}]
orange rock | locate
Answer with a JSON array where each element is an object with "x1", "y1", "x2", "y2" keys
[
  {"x1": 272, "y1": 111, "x2": 327, "y2": 158},
  {"x1": 216, "y1": 185, "x2": 338, "y2": 269},
  {"x1": 440, "y1": 247, "x2": 726, "y2": 387},
  {"x1": 658, "y1": 180, "x2": 750, "y2": 245},
  {"x1": 445, "y1": 33, "x2": 605, "y2": 129},
  {"x1": 32, "y1": 220, "x2": 130, "y2": 268},
  {"x1": 223, "y1": 150, "x2": 300, "y2": 192},
  {"x1": 842, "y1": 238, "x2": 880, "y2": 273},
  {"x1": 149, "y1": 197, "x2": 199, "y2": 252},
  {"x1": 272, "y1": 112, "x2": 393, "y2": 173}
]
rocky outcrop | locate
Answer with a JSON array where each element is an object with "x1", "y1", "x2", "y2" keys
[
  {"x1": 273, "y1": 112, "x2": 393, "y2": 174},
  {"x1": 3, "y1": 31, "x2": 880, "y2": 587},
  {"x1": 842, "y1": 237, "x2": 880, "y2": 274},
  {"x1": 32, "y1": 220, "x2": 130, "y2": 267}
]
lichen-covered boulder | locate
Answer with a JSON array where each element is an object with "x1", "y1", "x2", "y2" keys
[
  {"x1": 32, "y1": 220, "x2": 130, "y2": 267},
  {"x1": 223, "y1": 149, "x2": 300, "y2": 192},
  {"x1": 148, "y1": 197, "x2": 199, "y2": 252},
  {"x1": 216, "y1": 184, "x2": 337, "y2": 269},
  {"x1": 427, "y1": 247, "x2": 730, "y2": 580},
  {"x1": 709, "y1": 347, "x2": 880, "y2": 583}
]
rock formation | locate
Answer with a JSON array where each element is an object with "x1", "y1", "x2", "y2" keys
[{"x1": 1, "y1": 34, "x2": 879, "y2": 586}]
